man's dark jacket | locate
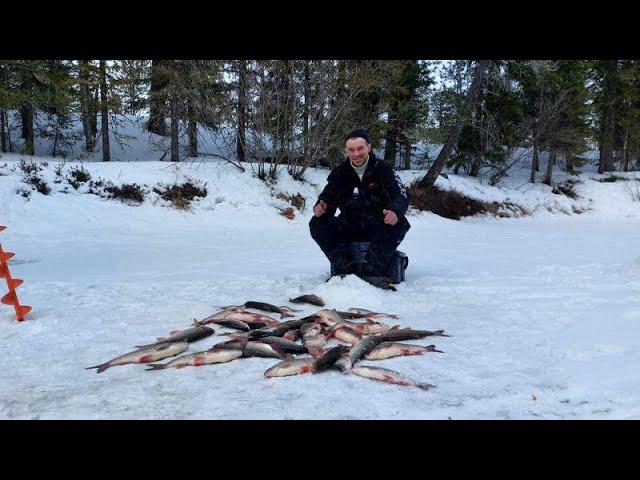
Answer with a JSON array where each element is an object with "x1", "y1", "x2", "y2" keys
[{"x1": 315, "y1": 152, "x2": 411, "y2": 232}]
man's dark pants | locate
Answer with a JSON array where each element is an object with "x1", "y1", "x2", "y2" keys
[{"x1": 309, "y1": 214, "x2": 409, "y2": 277}]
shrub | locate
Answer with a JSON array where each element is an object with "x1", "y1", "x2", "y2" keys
[
  {"x1": 408, "y1": 181, "x2": 491, "y2": 220},
  {"x1": 104, "y1": 182, "x2": 146, "y2": 204},
  {"x1": 276, "y1": 192, "x2": 306, "y2": 212},
  {"x1": 67, "y1": 166, "x2": 91, "y2": 189},
  {"x1": 598, "y1": 175, "x2": 626, "y2": 183},
  {"x1": 152, "y1": 181, "x2": 207, "y2": 210},
  {"x1": 18, "y1": 159, "x2": 42, "y2": 175},
  {"x1": 552, "y1": 180, "x2": 580, "y2": 199}
]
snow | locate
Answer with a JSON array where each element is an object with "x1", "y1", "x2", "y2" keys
[{"x1": 1, "y1": 128, "x2": 640, "y2": 419}]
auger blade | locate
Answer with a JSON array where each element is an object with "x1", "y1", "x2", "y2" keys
[
  {"x1": 16, "y1": 305, "x2": 32, "y2": 321},
  {"x1": 1, "y1": 290, "x2": 18, "y2": 305},
  {"x1": 8, "y1": 278, "x2": 24, "y2": 289},
  {"x1": 0, "y1": 251, "x2": 15, "y2": 263}
]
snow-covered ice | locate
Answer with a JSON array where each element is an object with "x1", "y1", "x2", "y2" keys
[{"x1": 1, "y1": 142, "x2": 640, "y2": 419}]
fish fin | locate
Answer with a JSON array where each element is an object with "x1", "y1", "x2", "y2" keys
[
  {"x1": 170, "y1": 331, "x2": 180, "y2": 336},
  {"x1": 434, "y1": 330, "x2": 450, "y2": 337},
  {"x1": 145, "y1": 364, "x2": 167, "y2": 371}
]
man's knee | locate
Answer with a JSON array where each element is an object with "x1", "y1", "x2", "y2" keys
[{"x1": 309, "y1": 215, "x2": 329, "y2": 241}]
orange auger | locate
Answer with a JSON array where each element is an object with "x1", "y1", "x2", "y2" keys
[{"x1": 0, "y1": 225, "x2": 32, "y2": 321}]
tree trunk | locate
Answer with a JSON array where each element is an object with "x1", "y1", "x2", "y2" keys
[
  {"x1": 384, "y1": 97, "x2": 399, "y2": 165},
  {"x1": 403, "y1": 139, "x2": 412, "y2": 170},
  {"x1": 20, "y1": 104, "x2": 34, "y2": 155},
  {"x1": 470, "y1": 151, "x2": 482, "y2": 177},
  {"x1": 621, "y1": 130, "x2": 629, "y2": 172},
  {"x1": 543, "y1": 150, "x2": 556, "y2": 185},
  {"x1": 187, "y1": 100, "x2": 198, "y2": 157},
  {"x1": 236, "y1": 60, "x2": 247, "y2": 163},
  {"x1": 0, "y1": 108, "x2": 6, "y2": 153},
  {"x1": 79, "y1": 60, "x2": 95, "y2": 152},
  {"x1": 170, "y1": 92, "x2": 179, "y2": 162},
  {"x1": 302, "y1": 60, "x2": 310, "y2": 163},
  {"x1": 420, "y1": 60, "x2": 490, "y2": 188},
  {"x1": 530, "y1": 139, "x2": 539, "y2": 183},
  {"x1": 149, "y1": 60, "x2": 168, "y2": 136},
  {"x1": 99, "y1": 60, "x2": 110, "y2": 162},
  {"x1": 599, "y1": 60, "x2": 617, "y2": 173}
]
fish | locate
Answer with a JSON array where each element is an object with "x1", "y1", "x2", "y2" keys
[
  {"x1": 314, "y1": 309, "x2": 342, "y2": 328},
  {"x1": 243, "y1": 301, "x2": 300, "y2": 318},
  {"x1": 264, "y1": 358, "x2": 315, "y2": 377},
  {"x1": 364, "y1": 342, "x2": 443, "y2": 360},
  {"x1": 289, "y1": 294, "x2": 325, "y2": 307},
  {"x1": 283, "y1": 329, "x2": 300, "y2": 342},
  {"x1": 268, "y1": 317, "x2": 316, "y2": 337},
  {"x1": 378, "y1": 328, "x2": 450, "y2": 342},
  {"x1": 87, "y1": 342, "x2": 189, "y2": 373},
  {"x1": 258, "y1": 336, "x2": 308, "y2": 354},
  {"x1": 312, "y1": 345, "x2": 350, "y2": 373},
  {"x1": 300, "y1": 322, "x2": 327, "y2": 358},
  {"x1": 135, "y1": 320, "x2": 214, "y2": 348},
  {"x1": 347, "y1": 308, "x2": 399, "y2": 319},
  {"x1": 201, "y1": 311, "x2": 280, "y2": 328},
  {"x1": 145, "y1": 348, "x2": 243, "y2": 370},
  {"x1": 348, "y1": 335, "x2": 387, "y2": 365},
  {"x1": 214, "y1": 340, "x2": 288, "y2": 359},
  {"x1": 213, "y1": 319, "x2": 251, "y2": 332},
  {"x1": 329, "y1": 319, "x2": 390, "y2": 335},
  {"x1": 202, "y1": 306, "x2": 249, "y2": 322},
  {"x1": 351, "y1": 366, "x2": 435, "y2": 390},
  {"x1": 327, "y1": 327, "x2": 361, "y2": 345},
  {"x1": 334, "y1": 335, "x2": 386, "y2": 373}
]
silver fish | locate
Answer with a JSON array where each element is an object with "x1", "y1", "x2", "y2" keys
[
  {"x1": 329, "y1": 327, "x2": 361, "y2": 345},
  {"x1": 218, "y1": 339, "x2": 286, "y2": 360},
  {"x1": 258, "y1": 336, "x2": 308, "y2": 354},
  {"x1": 243, "y1": 301, "x2": 300, "y2": 319},
  {"x1": 378, "y1": 328, "x2": 450, "y2": 342},
  {"x1": 135, "y1": 320, "x2": 214, "y2": 348},
  {"x1": 329, "y1": 319, "x2": 390, "y2": 335},
  {"x1": 364, "y1": 343, "x2": 443, "y2": 360},
  {"x1": 146, "y1": 348, "x2": 243, "y2": 370},
  {"x1": 312, "y1": 345, "x2": 350, "y2": 373},
  {"x1": 347, "y1": 308, "x2": 399, "y2": 319},
  {"x1": 264, "y1": 358, "x2": 315, "y2": 377},
  {"x1": 351, "y1": 366, "x2": 435, "y2": 390},
  {"x1": 289, "y1": 294, "x2": 325, "y2": 307},
  {"x1": 87, "y1": 342, "x2": 189, "y2": 374}
]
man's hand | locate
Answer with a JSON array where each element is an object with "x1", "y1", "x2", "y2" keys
[
  {"x1": 383, "y1": 209, "x2": 398, "y2": 225},
  {"x1": 314, "y1": 200, "x2": 328, "y2": 217}
]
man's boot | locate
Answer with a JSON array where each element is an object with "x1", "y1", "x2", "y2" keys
[{"x1": 328, "y1": 245, "x2": 358, "y2": 276}]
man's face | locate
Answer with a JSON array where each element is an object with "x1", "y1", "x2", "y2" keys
[{"x1": 345, "y1": 137, "x2": 372, "y2": 167}]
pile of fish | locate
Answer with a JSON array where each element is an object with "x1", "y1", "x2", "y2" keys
[{"x1": 87, "y1": 296, "x2": 449, "y2": 391}]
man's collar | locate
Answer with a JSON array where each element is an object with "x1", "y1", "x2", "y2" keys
[{"x1": 350, "y1": 154, "x2": 370, "y2": 170}]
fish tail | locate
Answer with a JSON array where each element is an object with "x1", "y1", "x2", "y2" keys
[
  {"x1": 426, "y1": 345, "x2": 444, "y2": 353},
  {"x1": 416, "y1": 383, "x2": 436, "y2": 391},
  {"x1": 86, "y1": 362, "x2": 110, "y2": 373}
]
